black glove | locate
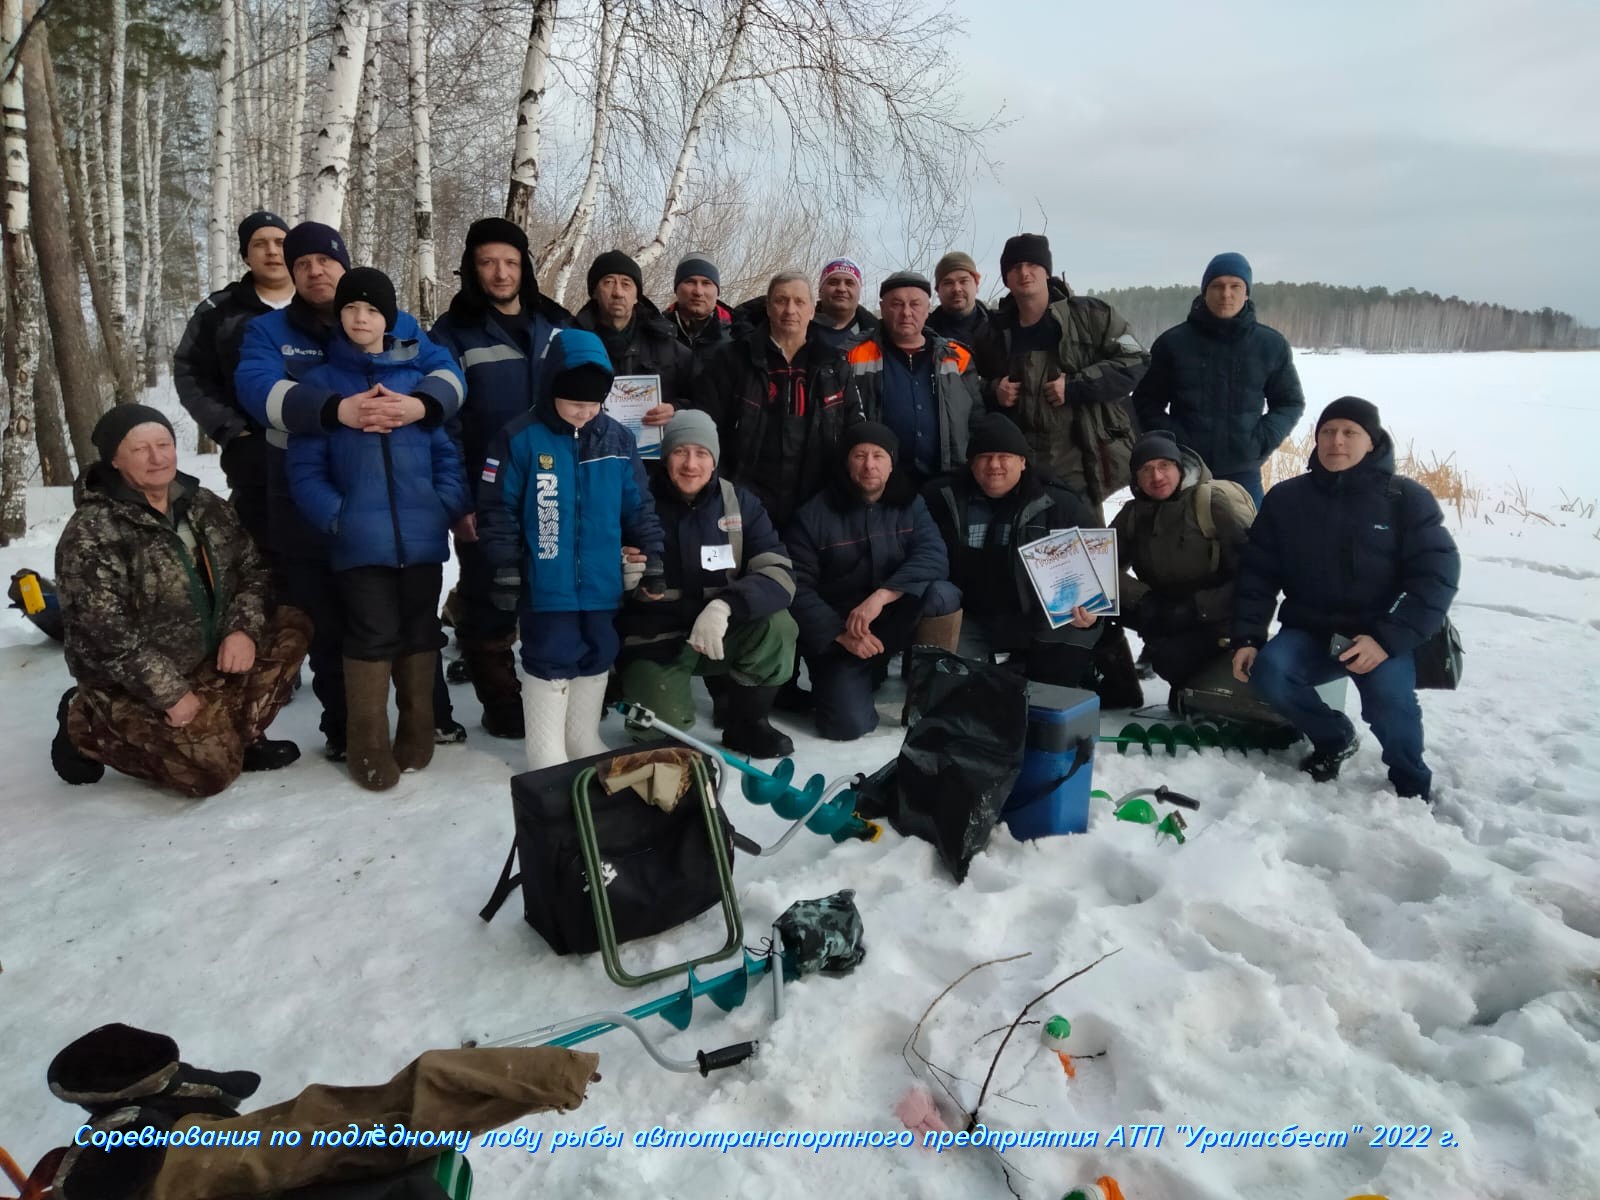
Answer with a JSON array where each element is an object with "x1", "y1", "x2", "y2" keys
[
  {"x1": 48, "y1": 1023, "x2": 260, "y2": 1120},
  {"x1": 637, "y1": 573, "x2": 666, "y2": 597},
  {"x1": 490, "y1": 566, "x2": 521, "y2": 613}
]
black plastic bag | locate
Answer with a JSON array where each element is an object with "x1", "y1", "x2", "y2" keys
[{"x1": 887, "y1": 648, "x2": 1029, "y2": 882}]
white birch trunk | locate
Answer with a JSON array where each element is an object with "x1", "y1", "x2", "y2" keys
[
  {"x1": 2, "y1": 0, "x2": 39, "y2": 538},
  {"x1": 130, "y1": 47, "x2": 150, "y2": 375},
  {"x1": 407, "y1": 0, "x2": 436, "y2": 323},
  {"x1": 105, "y1": 0, "x2": 127, "y2": 334},
  {"x1": 352, "y1": 0, "x2": 383, "y2": 261},
  {"x1": 208, "y1": 0, "x2": 236, "y2": 291},
  {"x1": 542, "y1": 0, "x2": 624, "y2": 304},
  {"x1": 144, "y1": 77, "x2": 166, "y2": 374},
  {"x1": 237, "y1": 2, "x2": 260, "y2": 210},
  {"x1": 85, "y1": 61, "x2": 108, "y2": 265},
  {"x1": 631, "y1": 4, "x2": 748, "y2": 268},
  {"x1": 306, "y1": 0, "x2": 371, "y2": 228},
  {"x1": 284, "y1": 0, "x2": 309, "y2": 218},
  {"x1": 504, "y1": 0, "x2": 555, "y2": 235}
]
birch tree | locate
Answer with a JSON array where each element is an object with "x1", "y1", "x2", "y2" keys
[
  {"x1": 504, "y1": 0, "x2": 555, "y2": 236},
  {"x1": 408, "y1": 0, "x2": 436, "y2": 322},
  {"x1": 207, "y1": 0, "x2": 234, "y2": 290},
  {"x1": 283, "y1": 0, "x2": 307, "y2": 218},
  {"x1": 306, "y1": 0, "x2": 370, "y2": 227},
  {"x1": 104, "y1": 0, "x2": 127, "y2": 341},
  {"x1": 1, "y1": 0, "x2": 39, "y2": 537},
  {"x1": 23, "y1": 19, "x2": 100, "y2": 465},
  {"x1": 351, "y1": 0, "x2": 382, "y2": 260},
  {"x1": 539, "y1": 0, "x2": 626, "y2": 302}
]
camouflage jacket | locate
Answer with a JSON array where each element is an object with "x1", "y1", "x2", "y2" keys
[
  {"x1": 57, "y1": 464, "x2": 270, "y2": 711},
  {"x1": 974, "y1": 280, "x2": 1149, "y2": 504}
]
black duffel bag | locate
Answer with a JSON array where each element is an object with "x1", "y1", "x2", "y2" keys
[{"x1": 480, "y1": 740, "x2": 735, "y2": 956}]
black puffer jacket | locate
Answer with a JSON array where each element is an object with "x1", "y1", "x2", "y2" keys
[
  {"x1": 1232, "y1": 435, "x2": 1460, "y2": 656},
  {"x1": 1132, "y1": 297, "x2": 1305, "y2": 477},
  {"x1": 173, "y1": 274, "x2": 279, "y2": 446},
  {"x1": 690, "y1": 330, "x2": 863, "y2": 529}
]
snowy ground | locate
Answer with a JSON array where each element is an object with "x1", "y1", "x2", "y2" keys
[{"x1": 2, "y1": 355, "x2": 1598, "y2": 1199}]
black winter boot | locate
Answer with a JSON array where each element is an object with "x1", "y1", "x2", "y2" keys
[
  {"x1": 242, "y1": 737, "x2": 300, "y2": 772},
  {"x1": 51, "y1": 688, "x2": 104, "y2": 786},
  {"x1": 721, "y1": 685, "x2": 795, "y2": 759},
  {"x1": 1300, "y1": 736, "x2": 1360, "y2": 783}
]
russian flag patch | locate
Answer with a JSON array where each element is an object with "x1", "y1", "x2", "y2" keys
[{"x1": 481, "y1": 458, "x2": 499, "y2": 484}]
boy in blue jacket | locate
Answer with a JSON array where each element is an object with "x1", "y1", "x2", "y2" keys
[
  {"x1": 476, "y1": 329, "x2": 666, "y2": 770},
  {"x1": 287, "y1": 269, "x2": 471, "y2": 790}
]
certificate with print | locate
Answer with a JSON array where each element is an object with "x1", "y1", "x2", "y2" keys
[
  {"x1": 1075, "y1": 528, "x2": 1121, "y2": 617},
  {"x1": 603, "y1": 374, "x2": 663, "y2": 459},
  {"x1": 1017, "y1": 528, "x2": 1111, "y2": 629}
]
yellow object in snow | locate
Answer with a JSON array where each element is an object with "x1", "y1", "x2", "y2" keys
[{"x1": 16, "y1": 572, "x2": 44, "y2": 615}]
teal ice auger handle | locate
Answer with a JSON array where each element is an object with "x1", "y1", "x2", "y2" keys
[{"x1": 616, "y1": 701, "x2": 879, "y2": 844}]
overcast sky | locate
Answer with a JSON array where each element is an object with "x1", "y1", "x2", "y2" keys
[{"x1": 897, "y1": 0, "x2": 1600, "y2": 321}]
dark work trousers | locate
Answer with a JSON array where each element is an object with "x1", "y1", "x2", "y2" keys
[
  {"x1": 807, "y1": 582, "x2": 962, "y2": 740},
  {"x1": 220, "y1": 434, "x2": 272, "y2": 557},
  {"x1": 280, "y1": 556, "x2": 346, "y2": 740},
  {"x1": 336, "y1": 564, "x2": 448, "y2": 660},
  {"x1": 519, "y1": 610, "x2": 620, "y2": 680},
  {"x1": 1144, "y1": 627, "x2": 1231, "y2": 690},
  {"x1": 454, "y1": 537, "x2": 519, "y2": 644}
]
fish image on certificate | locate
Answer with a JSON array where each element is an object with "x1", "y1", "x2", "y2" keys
[
  {"x1": 1075, "y1": 528, "x2": 1121, "y2": 617},
  {"x1": 1017, "y1": 528, "x2": 1110, "y2": 629},
  {"x1": 603, "y1": 374, "x2": 664, "y2": 459}
]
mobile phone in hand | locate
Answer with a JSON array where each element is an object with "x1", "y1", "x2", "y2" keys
[{"x1": 1329, "y1": 634, "x2": 1355, "y2": 659}]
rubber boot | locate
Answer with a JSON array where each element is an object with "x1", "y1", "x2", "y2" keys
[
  {"x1": 522, "y1": 675, "x2": 572, "y2": 772},
  {"x1": 720, "y1": 684, "x2": 794, "y2": 759},
  {"x1": 565, "y1": 673, "x2": 610, "y2": 760},
  {"x1": 344, "y1": 658, "x2": 400, "y2": 791},
  {"x1": 392, "y1": 651, "x2": 437, "y2": 772},
  {"x1": 912, "y1": 608, "x2": 963, "y2": 652},
  {"x1": 461, "y1": 634, "x2": 524, "y2": 739},
  {"x1": 52, "y1": 687, "x2": 104, "y2": 785}
]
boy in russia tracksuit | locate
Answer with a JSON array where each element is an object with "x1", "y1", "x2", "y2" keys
[
  {"x1": 476, "y1": 329, "x2": 666, "y2": 770},
  {"x1": 286, "y1": 269, "x2": 471, "y2": 791}
]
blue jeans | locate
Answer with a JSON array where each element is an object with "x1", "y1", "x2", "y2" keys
[
  {"x1": 1250, "y1": 627, "x2": 1430, "y2": 798},
  {"x1": 1215, "y1": 468, "x2": 1264, "y2": 508}
]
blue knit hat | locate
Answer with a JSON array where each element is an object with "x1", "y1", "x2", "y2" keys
[{"x1": 1202, "y1": 252, "x2": 1252, "y2": 293}]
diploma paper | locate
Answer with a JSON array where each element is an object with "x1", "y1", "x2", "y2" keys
[
  {"x1": 1074, "y1": 528, "x2": 1121, "y2": 617},
  {"x1": 603, "y1": 374, "x2": 664, "y2": 459},
  {"x1": 1017, "y1": 528, "x2": 1111, "y2": 629}
]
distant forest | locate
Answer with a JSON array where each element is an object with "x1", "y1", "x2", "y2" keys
[{"x1": 1083, "y1": 283, "x2": 1600, "y2": 353}]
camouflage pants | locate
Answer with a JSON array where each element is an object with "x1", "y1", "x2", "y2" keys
[{"x1": 68, "y1": 607, "x2": 313, "y2": 799}]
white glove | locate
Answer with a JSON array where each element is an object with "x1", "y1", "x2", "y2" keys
[
  {"x1": 622, "y1": 551, "x2": 646, "y2": 592},
  {"x1": 688, "y1": 599, "x2": 732, "y2": 661}
]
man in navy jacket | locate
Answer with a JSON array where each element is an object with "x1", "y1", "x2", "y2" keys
[
  {"x1": 430, "y1": 217, "x2": 572, "y2": 738},
  {"x1": 233, "y1": 221, "x2": 465, "y2": 756},
  {"x1": 1132, "y1": 252, "x2": 1305, "y2": 506},
  {"x1": 1232, "y1": 397, "x2": 1459, "y2": 799},
  {"x1": 787, "y1": 423, "x2": 961, "y2": 740}
]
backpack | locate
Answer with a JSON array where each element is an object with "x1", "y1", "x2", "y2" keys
[
  {"x1": 1386, "y1": 478, "x2": 1464, "y2": 690},
  {"x1": 1190, "y1": 479, "x2": 1257, "y2": 572}
]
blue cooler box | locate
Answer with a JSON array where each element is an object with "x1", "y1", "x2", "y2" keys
[{"x1": 1003, "y1": 683, "x2": 1100, "y2": 839}]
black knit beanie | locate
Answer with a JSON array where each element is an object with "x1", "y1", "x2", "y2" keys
[
  {"x1": 587, "y1": 250, "x2": 643, "y2": 297},
  {"x1": 93, "y1": 404, "x2": 174, "y2": 464},
  {"x1": 335, "y1": 268, "x2": 399, "y2": 331},
  {"x1": 1130, "y1": 430, "x2": 1183, "y2": 472},
  {"x1": 1000, "y1": 233, "x2": 1052, "y2": 278},
  {"x1": 842, "y1": 421, "x2": 900, "y2": 463},
  {"x1": 967, "y1": 414, "x2": 1033, "y2": 462},
  {"x1": 282, "y1": 222, "x2": 350, "y2": 272},
  {"x1": 237, "y1": 211, "x2": 289, "y2": 259},
  {"x1": 1316, "y1": 396, "x2": 1383, "y2": 444},
  {"x1": 674, "y1": 256, "x2": 720, "y2": 290}
]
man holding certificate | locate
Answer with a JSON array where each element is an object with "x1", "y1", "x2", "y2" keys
[{"x1": 925, "y1": 415, "x2": 1101, "y2": 685}]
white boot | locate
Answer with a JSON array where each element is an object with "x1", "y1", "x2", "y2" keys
[
  {"x1": 565, "y1": 672, "x2": 611, "y2": 760},
  {"x1": 522, "y1": 675, "x2": 571, "y2": 771}
]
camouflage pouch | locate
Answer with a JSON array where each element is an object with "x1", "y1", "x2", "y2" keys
[{"x1": 774, "y1": 889, "x2": 866, "y2": 975}]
